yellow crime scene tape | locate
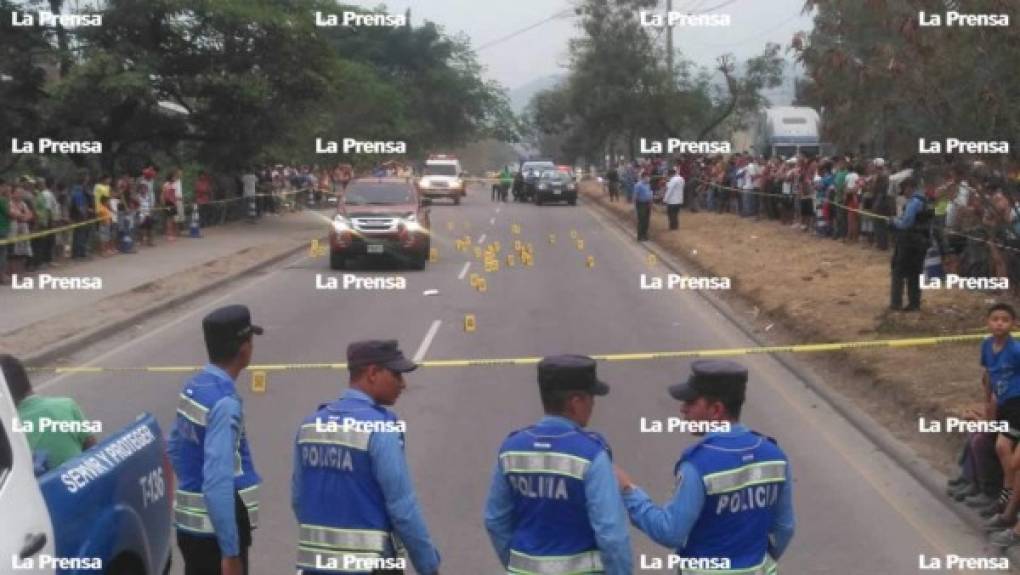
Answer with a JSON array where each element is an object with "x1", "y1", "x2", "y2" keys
[
  {"x1": 687, "y1": 178, "x2": 1020, "y2": 254},
  {"x1": 27, "y1": 331, "x2": 990, "y2": 374},
  {"x1": 0, "y1": 186, "x2": 321, "y2": 247}
]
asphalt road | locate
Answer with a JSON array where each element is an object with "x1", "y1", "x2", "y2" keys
[{"x1": 32, "y1": 185, "x2": 1006, "y2": 574}]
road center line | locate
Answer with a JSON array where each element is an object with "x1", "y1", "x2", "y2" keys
[
  {"x1": 457, "y1": 262, "x2": 471, "y2": 280},
  {"x1": 413, "y1": 320, "x2": 442, "y2": 362},
  {"x1": 477, "y1": 233, "x2": 487, "y2": 245}
]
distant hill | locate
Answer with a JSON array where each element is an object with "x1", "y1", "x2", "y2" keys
[{"x1": 508, "y1": 74, "x2": 566, "y2": 114}]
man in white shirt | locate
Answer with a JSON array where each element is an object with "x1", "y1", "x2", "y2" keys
[
  {"x1": 664, "y1": 169, "x2": 686, "y2": 230},
  {"x1": 739, "y1": 155, "x2": 760, "y2": 217}
]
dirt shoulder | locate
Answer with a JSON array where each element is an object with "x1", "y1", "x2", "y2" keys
[{"x1": 582, "y1": 181, "x2": 1002, "y2": 472}]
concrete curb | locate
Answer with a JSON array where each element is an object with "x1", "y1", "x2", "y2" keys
[
  {"x1": 582, "y1": 193, "x2": 1009, "y2": 551},
  {"x1": 23, "y1": 238, "x2": 321, "y2": 367}
]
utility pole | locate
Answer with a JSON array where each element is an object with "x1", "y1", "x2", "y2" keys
[{"x1": 665, "y1": 0, "x2": 674, "y2": 83}]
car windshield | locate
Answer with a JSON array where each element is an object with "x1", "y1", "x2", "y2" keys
[
  {"x1": 424, "y1": 164, "x2": 458, "y2": 176},
  {"x1": 523, "y1": 162, "x2": 555, "y2": 172},
  {"x1": 345, "y1": 183, "x2": 414, "y2": 205},
  {"x1": 540, "y1": 171, "x2": 570, "y2": 182}
]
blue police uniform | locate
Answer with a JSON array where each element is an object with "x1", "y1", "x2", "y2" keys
[
  {"x1": 623, "y1": 361, "x2": 795, "y2": 574},
  {"x1": 168, "y1": 304, "x2": 263, "y2": 567},
  {"x1": 170, "y1": 365, "x2": 261, "y2": 544},
  {"x1": 292, "y1": 340, "x2": 440, "y2": 575},
  {"x1": 484, "y1": 355, "x2": 632, "y2": 575}
]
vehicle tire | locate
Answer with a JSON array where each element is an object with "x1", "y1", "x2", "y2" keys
[
  {"x1": 453, "y1": 196, "x2": 461, "y2": 206},
  {"x1": 410, "y1": 251, "x2": 427, "y2": 270},
  {"x1": 330, "y1": 250, "x2": 346, "y2": 270},
  {"x1": 568, "y1": 198, "x2": 577, "y2": 206}
]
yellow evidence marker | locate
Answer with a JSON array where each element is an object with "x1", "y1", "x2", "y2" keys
[
  {"x1": 586, "y1": 255, "x2": 595, "y2": 268},
  {"x1": 251, "y1": 370, "x2": 267, "y2": 394},
  {"x1": 464, "y1": 314, "x2": 477, "y2": 332},
  {"x1": 429, "y1": 248, "x2": 439, "y2": 262}
]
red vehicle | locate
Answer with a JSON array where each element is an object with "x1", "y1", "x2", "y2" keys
[{"x1": 330, "y1": 177, "x2": 431, "y2": 270}]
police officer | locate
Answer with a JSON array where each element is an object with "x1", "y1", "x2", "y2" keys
[
  {"x1": 890, "y1": 176, "x2": 933, "y2": 311},
  {"x1": 168, "y1": 305, "x2": 263, "y2": 575},
  {"x1": 484, "y1": 355, "x2": 632, "y2": 574},
  {"x1": 292, "y1": 340, "x2": 441, "y2": 575},
  {"x1": 615, "y1": 360, "x2": 794, "y2": 574}
]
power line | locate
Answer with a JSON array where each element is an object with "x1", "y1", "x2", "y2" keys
[
  {"x1": 476, "y1": 7, "x2": 575, "y2": 52},
  {"x1": 690, "y1": 0, "x2": 739, "y2": 14}
]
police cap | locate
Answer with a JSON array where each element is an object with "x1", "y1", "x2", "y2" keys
[
  {"x1": 202, "y1": 304, "x2": 263, "y2": 351},
  {"x1": 538, "y1": 354, "x2": 609, "y2": 396},
  {"x1": 669, "y1": 359, "x2": 747, "y2": 402},
  {"x1": 347, "y1": 340, "x2": 417, "y2": 373}
]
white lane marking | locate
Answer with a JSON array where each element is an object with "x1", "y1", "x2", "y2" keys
[
  {"x1": 477, "y1": 233, "x2": 487, "y2": 244},
  {"x1": 412, "y1": 320, "x2": 442, "y2": 362},
  {"x1": 457, "y1": 262, "x2": 471, "y2": 280},
  {"x1": 36, "y1": 253, "x2": 311, "y2": 392},
  {"x1": 495, "y1": 206, "x2": 501, "y2": 214},
  {"x1": 489, "y1": 217, "x2": 495, "y2": 225}
]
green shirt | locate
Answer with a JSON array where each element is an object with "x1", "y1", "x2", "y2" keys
[
  {"x1": 17, "y1": 395, "x2": 92, "y2": 468},
  {"x1": 0, "y1": 196, "x2": 9, "y2": 237}
]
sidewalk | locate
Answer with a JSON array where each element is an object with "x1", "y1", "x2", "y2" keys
[{"x1": 1, "y1": 211, "x2": 327, "y2": 357}]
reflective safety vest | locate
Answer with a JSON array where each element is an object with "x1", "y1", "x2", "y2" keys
[
  {"x1": 498, "y1": 421, "x2": 609, "y2": 575},
  {"x1": 294, "y1": 395, "x2": 403, "y2": 573},
  {"x1": 172, "y1": 370, "x2": 261, "y2": 536},
  {"x1": 677, "y1": 429, "x2": 788, "y2": 574}
]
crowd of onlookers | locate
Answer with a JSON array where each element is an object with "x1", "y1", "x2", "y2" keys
[
  {"x1": 605, "y1": 153, "x2": 1020, "y2": 297},
  {"x1": 0, "y1": 163, "x2": 358, "y2": 286}
]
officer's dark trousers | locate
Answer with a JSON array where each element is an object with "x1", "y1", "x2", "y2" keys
[
  {"x1": 178, "y1": 493, "x2": 252, "y2": 575},
  {"x1": 636, "y1": 201, "x2": 651, "y2": 240},
  {"x1": 890, "y1": 234, "x2": 927, "y2": 309},
  {"x1": 667, "y1": 204, "x2": 681, "y2": 230}
]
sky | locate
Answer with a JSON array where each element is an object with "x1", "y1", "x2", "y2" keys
[{"x1": 342, "y1": 0, "x2": 816, "y2": 91}]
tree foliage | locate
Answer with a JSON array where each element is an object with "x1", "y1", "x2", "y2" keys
[
  {"x1": 794, "y1": 0, "x2": 1019, "y2": 163},
  {"x1": 524, "y1": 0, "x2": 784, "y2": 164},
  {"x1": 0, "y1": 0, "x2": 516, "y2": 176}
]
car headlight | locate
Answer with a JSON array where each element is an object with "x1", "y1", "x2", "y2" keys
[
  {"x1": 404, "y1": 213, "x2": 424, "y2": 232},
  {"x1": 333, "y1": 215, "x2": 351, "y2": 233},
  {"x1": 418, "y1": 179, "x2": 432, "y2": 189}
]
